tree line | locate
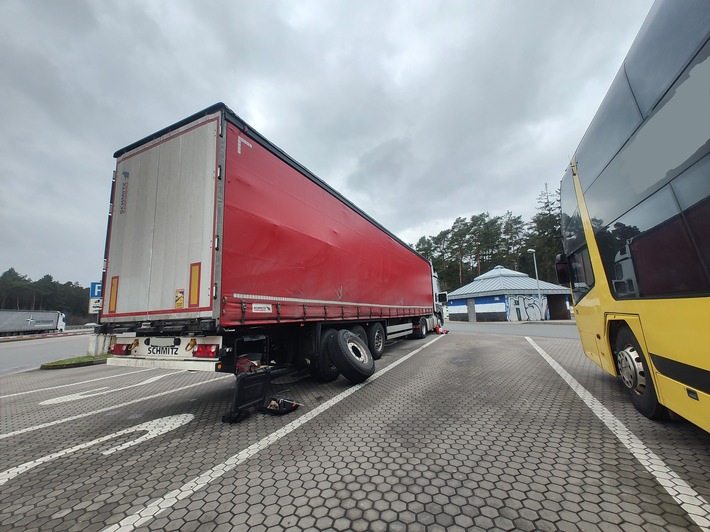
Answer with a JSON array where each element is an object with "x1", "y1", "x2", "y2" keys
[
  {"x1": 0, "y1": 269, "x2": 91, "y2": 325},
  {"x1": 414, "y1": 183, "x2": 563, "y2": 292}
]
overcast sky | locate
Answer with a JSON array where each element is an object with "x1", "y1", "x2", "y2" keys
[{"x1": 0, "y1": 0, "x2": 654, "y2": 288}]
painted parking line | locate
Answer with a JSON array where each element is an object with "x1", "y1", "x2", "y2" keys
[
  {"x1": 0, "y1": 414, "x2": 194, "y2": 486},
  {"x1": 525, "y1": 337, "x2": 710, "y2": 532},
  {"x1": 0, "y1": 368, "x2": 156, "y2": 400},
  {"x1": 0, "y1": 375, "x2": 231, "y2": 441},
  {"x1": 39, "y1": 371, "x2": 184, "y2": 405},
  {"x1": 102, "y1": 335, "x2": 446, "y2": 532}
]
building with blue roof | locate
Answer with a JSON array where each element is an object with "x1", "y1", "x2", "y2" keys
[{"x1": 447, "y1": 265, "x2": 571, "y2": 322}]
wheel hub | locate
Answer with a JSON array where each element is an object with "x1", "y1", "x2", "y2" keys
[
  {"x1": 616, "y1": 346, "x2": 647, "y2": 395},
  {"x1": 374, "y1": 331, "x2": 384, "y2": 352},
  {"x1": 347, "y1": 339, "x2": 369, "y2": 364}
]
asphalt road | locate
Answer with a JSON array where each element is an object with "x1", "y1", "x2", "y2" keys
[
  {"x1": 0, "y1": 333, "x2": 92, "y2": 376},
  {"x1": 443, "y1": 319, "x2": 581, "y2": 339},
  {"x1": 1, "y1": 325, "x2": 709, "y2": 531}
]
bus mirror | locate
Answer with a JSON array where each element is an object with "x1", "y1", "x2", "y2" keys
[
  {"x1": 555, "y1": 254, "x2": 570, "y2": 285},
  {"x1": 437, "y1": 292, "x2": 448, "y2": 303}
]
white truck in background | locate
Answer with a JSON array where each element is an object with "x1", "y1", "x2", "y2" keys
[{"x1": 0, "y1": 310, "x2": 66, "y2": 336}]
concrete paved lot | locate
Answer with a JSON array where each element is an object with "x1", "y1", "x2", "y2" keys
[{"x1": 1, "y1": 326, "x2": 709, "y2": 531}]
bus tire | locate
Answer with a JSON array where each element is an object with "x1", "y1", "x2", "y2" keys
[
  {"x1": 310, "y1": 328, "x2": 340, "y2": 382},
  {"x1": 328, "y1": 329, "x2": 375, "y2": 384},
  {"x1": 614, "y1": 328, "x2": 668, "y2": 420},
  {"x1": 366, "y1": 322, "x2": 385, "y2": 360}
]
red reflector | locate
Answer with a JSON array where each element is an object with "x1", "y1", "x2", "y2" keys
[{"x1": 193, "y1": 344, "x2": 219, "y2": 358}]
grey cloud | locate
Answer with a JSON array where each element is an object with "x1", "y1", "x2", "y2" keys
[{"x1": 0, "y1": 0, "x2": 654, "y2": 285}]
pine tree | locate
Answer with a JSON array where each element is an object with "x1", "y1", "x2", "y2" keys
[{"x1": 524, "y1": 183, "x2": 563, "y2": 283}]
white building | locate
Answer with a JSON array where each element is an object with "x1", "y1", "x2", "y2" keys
[{"x1": 447, "y1": 265, "x2": 571, "y2": 322}]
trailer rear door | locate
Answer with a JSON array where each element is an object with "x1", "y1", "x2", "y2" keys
[{"x1": 102, "y1": 112, "x2": 221, "y2": 322}]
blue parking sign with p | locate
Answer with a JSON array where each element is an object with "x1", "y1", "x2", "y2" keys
[{"x1": 90, "y1": 282, "x2": 102, "y2": 299}]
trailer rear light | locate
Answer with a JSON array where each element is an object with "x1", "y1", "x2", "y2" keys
[
  {"x1": 110, "y1": 339, "x2": 138, "y2": 356},
  {"x1": 111, "y1": 344, "x2": 130, "y2": 356},
  {"x1": 193, "y1": 344, "x2": 219, "y2": 358}
]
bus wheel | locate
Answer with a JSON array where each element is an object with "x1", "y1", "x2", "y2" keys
[
  {"x1": 367, "y1": 322, "x2": 385, "y2": 360},
  {"x1": 614, "y1": 328, "x2": 668, "y2": 420}
]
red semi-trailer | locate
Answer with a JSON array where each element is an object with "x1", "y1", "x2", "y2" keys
[{"x1": 98, "y1": 103, "x2": 446, "y2": 420}]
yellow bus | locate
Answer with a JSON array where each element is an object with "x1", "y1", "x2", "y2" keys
[{"x1": 556, "y1": 0, "x2": 710, "y2": 433}]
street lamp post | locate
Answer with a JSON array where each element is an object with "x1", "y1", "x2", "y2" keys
[{"x1": 527, "y1": 248, "x2": 543, "y2": 320}]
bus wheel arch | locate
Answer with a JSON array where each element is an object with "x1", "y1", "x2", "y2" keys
[{"x1": 613, "y1": 325, "x2": 669, "y2": 420}]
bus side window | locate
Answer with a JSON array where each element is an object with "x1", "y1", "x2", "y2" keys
[
  {"x1": 606, "y1": 183, "x2": 710, "y2": 298},
  {"x1": 672, "y1": 153, "x2": 710, "y2": 274},
  {"x1": 555, "y1": 254, "x2": 570, "y2": 286},
  {"x1": 568, "y1": 247, "x2": 594, "y2": 303},
  {"x1": 612, "y1": 244, "x2": 638, "y2": 298}
]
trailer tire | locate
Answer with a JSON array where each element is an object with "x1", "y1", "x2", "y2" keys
[
  {"x1": 412, "y1": 317, "x2": 428, "y2": 339},
  {"x1": 366, "y1": 322, "x2": 385, "y2": 360},
  {"x1": 329, "y1": 329, "x2": 375, "y2": 384},
  {"x1": 614, "y1": 327, "x2": 668, "y2": 420},
  {"x1": 310, "y1": 328, "x2": 340, "y2": 382},
  {"x1": 349, "y1": 325, "x2": 367, "y2": 345}
]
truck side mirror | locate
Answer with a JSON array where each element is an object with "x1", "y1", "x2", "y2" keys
[
  {"x1": 437, "y1": 292, "x2": 448, "y2": 303},
  {"x1": 555, "y1": 254, "x2": 570, "y2": 286}
]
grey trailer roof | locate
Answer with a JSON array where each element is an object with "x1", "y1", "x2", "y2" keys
[{"x1": 448, "y1": 265, "x2": 570, "y2": 299}]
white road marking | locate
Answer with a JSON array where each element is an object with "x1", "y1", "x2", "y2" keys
[
  {"x1": 0, "y1": 375, "x2": 230, "y2": 440},
  {"x1": 0, "y1": 414, "x2": 194, "y2": 486},
  {"x1": 39, "y1": 372, "x2": 183, "y2": 405},
  {"x1": 0, "y1": 368, "x2": 155, "y2": 399},
  {"x1": 526, "y1": 337, "x2": 710, "y2": 531},
  {"x1": 102, "y1": 335, "x2": 446, "y2": 532}
]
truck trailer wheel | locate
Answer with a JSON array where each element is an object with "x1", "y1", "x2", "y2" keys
[
  {"x1": 329, "y1": 329, "x2": 375, "y2": 384},
  {"x1": 310, "y1": 328, "x2": 340, "y2": 382},
  {"x1": 366, "y1": 322, "x2": 385, "y2": 360},
  {"x1": 614, "y1": 327, "x2": 668, "y2": 420},
  {"x1": 412, "y1": 317, "x2": 428, "y2": 339},
  {"x1": 349, "y1": 325, "x2": 367, "y2": 345}
]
